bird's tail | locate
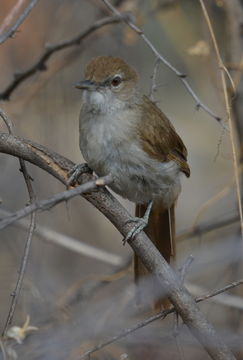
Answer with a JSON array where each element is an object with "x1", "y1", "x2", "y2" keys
[{"x1": 134, "y1": 202, "x2": 176, "y2": 310}]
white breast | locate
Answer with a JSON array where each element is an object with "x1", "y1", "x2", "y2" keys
[{"x1": 79, "y1": 90, "x2": 181, "y2": 206}]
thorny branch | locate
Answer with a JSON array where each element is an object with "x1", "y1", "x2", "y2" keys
[
  {"x1": 0, "y1": 110, "x2": 37, "y2": 335},
  {"x1": 100, "y1": 0, "x2": 222, "y2": 123},
  {"x1": 0, "y1": 0, "x2": 40, "y2": 45},
  {"x1": 0, "y1": 14, "x2": 126, "y2": 100},
  {"x1": 0, "y1": 133, "x2": 236, "y2": 360},
  {"x1": 79, "y1": 278, "x2": 243, "y2": 359},
  {"x1": 0, "y1": 174, "x2": 113, "y2": 230}
]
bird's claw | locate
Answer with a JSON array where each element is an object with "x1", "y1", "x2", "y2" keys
[
  {"x1": 123, "y1": 217, "x2": 148, "y2": 245},
  {"x1": 67, "y1": 163, "x2": 92, "y2": 186}
]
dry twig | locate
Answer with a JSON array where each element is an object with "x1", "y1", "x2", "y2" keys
[
  {"x1": 0, "y1": 14, "x2": 126, "y2": 100},
  {"x1": 177, "y1": 213, "x2": 238, "y2": 242},
  {"x1": 0, "y1": 174, "x2": 113, "y2": 230},
  {"x1": 0, "y1": 0, "x2": 39, "y2": 45},
  {"x1": 0, "y1": 110, "x2": 37, "y2": 335},
  {"x1": 0, "y1": 208, "x2": 123, "y2": 266},
  {"x1": 100, "y1": 0, "x2": 221, "y2": 123},
  {"x1": 79, "y1": 278, "x2": 243, "y2": 359},
  {"x1": 199, "y1": 0, "x2": 243, "y2": 241}
]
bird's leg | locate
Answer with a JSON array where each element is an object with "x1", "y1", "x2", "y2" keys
[
  {"x1": 123, "y1": 201, "x2": 153, "y2": 245},
  {"x1": 67, "y1": 163, "x2": 92, "y2": 186}
]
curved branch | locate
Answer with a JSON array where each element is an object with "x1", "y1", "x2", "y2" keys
[
  {"x1": 0, "y1": 14, "x2": 125, "y2": 100},
  {"x1": 0, "y1": 132, "x2": 235, "y2": 360}
]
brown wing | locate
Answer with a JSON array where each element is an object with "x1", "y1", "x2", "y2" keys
[{"x1": 137, "y1": 96, "x2": 190, "y2": 177}]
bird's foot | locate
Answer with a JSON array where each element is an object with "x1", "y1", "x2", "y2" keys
[
  {"x1": 123, "y1": 217, "x2": 148, "y2": 245},
  {"x1": 123, "y1": 201, "x2": 153, "y2": 245},
  {"x1": 67, "y1": 163, "x2": 92, "y2": 186}
]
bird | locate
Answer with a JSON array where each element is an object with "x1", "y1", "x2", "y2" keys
[{"x1": 75, "y1": 55, "x2": 190, "y2": 309}]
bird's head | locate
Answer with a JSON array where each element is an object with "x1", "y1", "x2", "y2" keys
[{"x1": 76, "y1": 56, "x2": 139, "y2": 109}]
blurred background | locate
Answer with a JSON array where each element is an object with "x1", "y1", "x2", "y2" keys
[{"x1": 0, "y1": 0, "x2": 242, "y2": 359}]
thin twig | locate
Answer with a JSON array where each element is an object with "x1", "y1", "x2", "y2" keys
[
  {"x1": 0, "y1": 340, "x2": 7, "y2": 360},
  {"x1": 0, "y1": 109, "x2": 14, "y2": 133},
  {"x1": 178, "y1": 255, "x2": 194, "y2": 282},
  {"x1": 100, "y1": 0, "x2": 221, "y2": 123},
  {"x1": 0, "y1": 0, "x2": 39, "y2": 44},
  {"x1": 0, "y1": 174, "x2": 113, "y2": 230},
  {"x1": 79, "y1": 278, "x2": 243, "y2": 359},
  {"x1": 0, "y1": 208, "x2": 124, "y2": 266},
  {"x1": 177, "y1": 214, "x2": 239, "y2": 242},
  {"x1": 0, "y1": 14, "x2": 126, "y2": 100},
  {"x1": 0, "y1": 110, "x2": 37, "y2": 335},
  {"x1": 187, "y1": 282, "x2": 243, "y2": 310},
  {"x1": 199, "y1": 0, "x2": 243, "y2": 242},
  {"x1": 2, "y1": 204, "x2": 36, "y2": 336}
]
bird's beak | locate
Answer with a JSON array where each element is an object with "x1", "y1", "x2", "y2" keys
[{"x1": 75, "y1": 80, "x2": 96, "y2": 90}]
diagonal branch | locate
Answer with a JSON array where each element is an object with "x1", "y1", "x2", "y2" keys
[
  {"x1": 79, "y1": 278, "x2": 243, "y2": 359},
  {"x1": 0, "y1": 14, "x2": 126, "y2": 100},
  {"x1": 100, "y1": 0, "x2": 222, "y2": 123},
  {"x1": 0, "y1": 0, "x2": 40, "y2": 45}
]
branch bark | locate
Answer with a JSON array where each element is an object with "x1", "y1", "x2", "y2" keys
[{"x1": 0, "y1": 132, "x2": 236, "y2": 360}]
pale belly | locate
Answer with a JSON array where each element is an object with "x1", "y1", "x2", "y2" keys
[
  {"x1": 79, "y1": 101, "x2": 182, "y2": 207},
  {"x1": 80, "y1": 125, "x2": 181, "y2": 206}
]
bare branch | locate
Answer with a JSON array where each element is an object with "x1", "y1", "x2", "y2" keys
[
  {"x1": 100, "y1": 0, "x2": 222, "y2": 123},
  {"x1": 187, "y1": 282, "x2": 243, "y2": 310},
  {"x1": 0, "y1": 0, "x2": 39, "y2": 45},
  {"x1": 0, "y1": 14, "x2": 126, "y2": 100},
  {"x1": 178, "y1": 255, "x2": 194, "y2": 282},
  {"x1": 0, "y1": 174, "x2": 113, "y2": 230},
  {"x1": 0, "y1": 133, "x2": 236, "y2": 360},
  {"x1": 177, "y1": 214, "x2": 239, "y2": 242},
  {"x1": 199, "y1": 0, "x2": 243, "y2": 247},
  {"x1": 0, "y1": 208, "x2": 123, "y2": 266},
  {"x1": 0, "y1": 109, "x2": 14, "y2": 133},
  {"x1": 2, "y1": 204, "x2": 36, "y2": 336},
  {"x1": 0, "y1": 110, "x2": 37, "y2": 335},
  {"x1": 79, "y1": 278, "x2": 243, "y2": 359},
  {"x1": 0, "y1": 339, "x2": 7, "y2": 360}
]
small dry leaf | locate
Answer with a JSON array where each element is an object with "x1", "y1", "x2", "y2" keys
[
  {"x1": 187, "y1": 40, "x2": 210, "y2": 56},
  {"x1": 6, "y1": 315, "x2": 38, "y2": 344}
]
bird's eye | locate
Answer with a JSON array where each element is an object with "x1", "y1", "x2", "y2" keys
[{"x1": 111, "y1": 76, "x2": 122, "y2": 87}]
